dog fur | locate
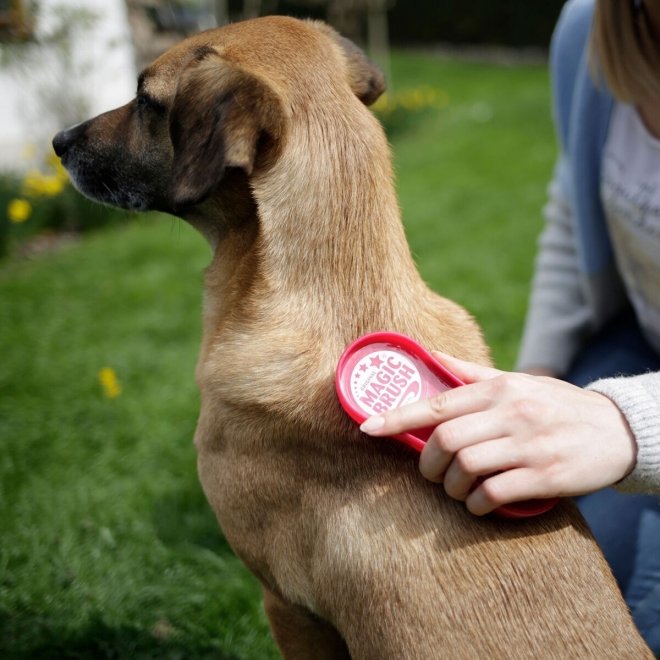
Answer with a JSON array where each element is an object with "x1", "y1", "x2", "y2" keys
[{"x1": 53, "y1": 16, "x2": 652, "y2": 658}]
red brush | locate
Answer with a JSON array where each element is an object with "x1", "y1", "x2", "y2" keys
[{"x1": 336, "y1": 331, "x2": 559, "y2": 519}]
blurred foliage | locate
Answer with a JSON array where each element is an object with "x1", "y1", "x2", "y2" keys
[
  {"x1": 372, "y1": 85, "x2": 450, "y2": 137},
  {"x1": 256, "y1": 0, "x2": 564, "y2": 47},
  {"x1": 0, "y1": 148, "x2": 128, "y2": 258},
  {"x1": 386, "y1": 0, "x2": 565, "y2": 48}
]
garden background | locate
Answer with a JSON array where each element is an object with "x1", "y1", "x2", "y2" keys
[{"x1": 1, "y1": 2, "x2": 557, "y2": 657}]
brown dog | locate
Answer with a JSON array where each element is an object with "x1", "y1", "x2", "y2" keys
[{"x1": 53, "y1": 16, "x2": 651, "y2": 659}]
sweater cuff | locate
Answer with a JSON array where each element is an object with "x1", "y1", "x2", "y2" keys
[{"x1": 587, "y1": 374, "x2": 660, "y2": 494}]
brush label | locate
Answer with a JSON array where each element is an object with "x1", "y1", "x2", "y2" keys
[{"x1": 350, "y1": 350, "x2": 422, "y2": 415}]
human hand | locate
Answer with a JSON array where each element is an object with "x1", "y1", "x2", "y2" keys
[{"x1": 359, "y1": 353, "x2": 638, "y2": 515}]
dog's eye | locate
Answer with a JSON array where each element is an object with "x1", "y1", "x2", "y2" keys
[{"x1": 136, "y1": 94, "x2": 165, "y2": 116}]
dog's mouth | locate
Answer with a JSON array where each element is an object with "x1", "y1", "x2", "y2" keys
[
  {"x1": 57, "y1": 142, "x2": 173, "y2": 214},
  {"x1": 61, "y1": 151, "x2": 156, "y2": 212}
]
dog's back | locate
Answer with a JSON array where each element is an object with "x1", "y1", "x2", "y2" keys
[{"x1": 54, "y1": 16, "x2": 652, "y2": 658}]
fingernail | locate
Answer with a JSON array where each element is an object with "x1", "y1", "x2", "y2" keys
[{"x1": 360, "y1": 416, "x2": 385, "y2": 434}]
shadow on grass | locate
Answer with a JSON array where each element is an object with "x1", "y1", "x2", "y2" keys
[
  {"x1": 152, "y1": 479, "x2": 232, "y2": 556},
  {"x1": 0, "y1": 611, "x2": 239, "y2": 659}
]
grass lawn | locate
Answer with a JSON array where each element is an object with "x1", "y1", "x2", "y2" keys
[{"x1": 0, "y1": 51, "x2": 555, "y2": 658}]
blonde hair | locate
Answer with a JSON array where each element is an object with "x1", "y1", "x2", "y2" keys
[{"x1": 589, "y1": 0, "x2": 660, "y2": 103}]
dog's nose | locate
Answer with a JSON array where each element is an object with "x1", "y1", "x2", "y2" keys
[{"x1": 52, "y1": 122, "x2": 86, "y2": 158}]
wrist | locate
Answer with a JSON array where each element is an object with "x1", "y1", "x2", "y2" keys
[
  {"x1": 596, "y1": 392, "x2": 637, "y2": 483},
  {"x1": 587, "y1": 374, "x2": 660, "y2": 493}
]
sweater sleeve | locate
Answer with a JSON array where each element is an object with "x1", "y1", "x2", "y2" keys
[
  {"x1": 587, "y1": 372, "x2": 660, "y2": 494},
  {"x1": 516, "y1": 0, "x2": 600, "y2": 375},
  {"x1": 516, "y1": 158, "x2": 593, "y2": 375}
]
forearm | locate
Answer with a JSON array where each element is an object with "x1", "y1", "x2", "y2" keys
[{"x1": 517, "y1": 161, "x2": 593, "y2": 375}]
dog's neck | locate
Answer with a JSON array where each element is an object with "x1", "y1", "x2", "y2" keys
[
  {"x1": 190, "y1": 97, "x2": 429, "y2": 370},
  {"x1": 188, "y1": 93, "x2": 486, "y2": 439},
  {"x1": 249, "y1": 102, "x2": 424, "y2": 329}
]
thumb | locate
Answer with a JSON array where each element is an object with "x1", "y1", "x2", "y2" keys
[{"x1": 431, "y1": 351, "x2": 503, "y2": 385}]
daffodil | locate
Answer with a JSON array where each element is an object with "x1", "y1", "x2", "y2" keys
[
  {"x1": 99, "y1": 367, "x2": 122, "y2": 399},
  {"x1": 7, "y1": 198, "x2": 32, "y2": 223},
  {"x1": 22, "y1": 170, "x2": 66, "y2": 197},
  {"x1": 47, "y1": 151, "x2": 70, "y2": 184}
]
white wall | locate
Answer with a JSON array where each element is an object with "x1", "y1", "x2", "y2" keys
[{"x1": 0, "y1": 0, "x2": 136, "y2": 171}]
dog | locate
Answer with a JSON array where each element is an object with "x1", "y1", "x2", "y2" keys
[{"x1": 53, "y1": 16, "x2": 652, "y2": 658}]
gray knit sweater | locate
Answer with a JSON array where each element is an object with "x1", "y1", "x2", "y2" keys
[{"x1": 588, "y1": 376, "x2": 660, "y2": 493}]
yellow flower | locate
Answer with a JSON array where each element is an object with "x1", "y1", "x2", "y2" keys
[
  {"x1": 41, "y1": 175, "x2": 65, "y2": 196},
  {"x1": 99, "y1": 367, "x2": 122, "y2": 399},
  {"x1": 373, "y1": 86, "x2": 451, "y2": 116},
  {"x1": 7, "y1": 198, "x2": 32, "y2": 223},
  {"x1": 22, "y1": 170, "x2": 66, "y2": 197},
  {"x1": 47, "y1": 150, "x2": 69, "y2": 184}
]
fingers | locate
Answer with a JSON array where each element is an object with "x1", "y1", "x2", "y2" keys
[
  {"x1": 418, "y1": 412, "x2": 510, "y2": 482},
  {"x1": 440, "y1": 438, "x2": 521, "y2": 500},
  {"x1": 430, "y1": 351, "x2": 503, "y2": 384},
  {"x1": 466, "y1": 469, "x2": 546, "y2": 516},
  {"x1": 359, "y1": 354, "x2": 504, "y2": 437},
  {"x1": 359, "y1": 379, "x2": 495, "y2": 438}
]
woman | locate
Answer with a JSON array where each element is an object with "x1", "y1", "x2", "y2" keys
[{"x1": 360, "y1": 0, "x2": 660, "y2": 649}]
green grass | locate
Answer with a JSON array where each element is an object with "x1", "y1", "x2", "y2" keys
[
  {"x1": 388, "y1": 52, "x2": 554, "y2": 366},
  {"x1": 0, "y1": 52, "x2": 554, "y2": 658},
  {"x1": 0, "y1": 219, "x2": 276, "y2": 658}
]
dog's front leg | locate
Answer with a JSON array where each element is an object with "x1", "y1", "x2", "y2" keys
[{"x1": 262, "y1": 587, "x2": 351, "y2": 659}]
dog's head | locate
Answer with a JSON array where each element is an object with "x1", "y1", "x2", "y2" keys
[{"x1": 52, "y1": 16, "x2": 385, "y2": 217}]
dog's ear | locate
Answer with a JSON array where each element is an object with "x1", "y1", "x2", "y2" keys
[
  {"x1": 309, "y1": 22, "x2": 385, "y2": 106},
  {"x1": 168, "y1": 50, "x2": 283, "y2": 209},
  {"x1": 336, "y1": 35, "x2": 386, "y2": 106}
]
